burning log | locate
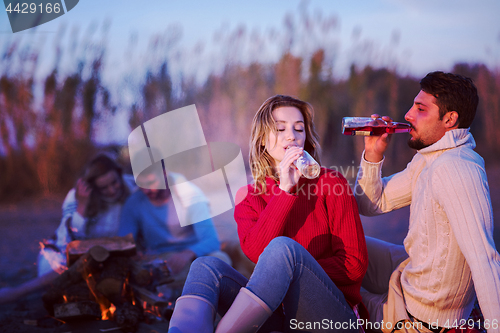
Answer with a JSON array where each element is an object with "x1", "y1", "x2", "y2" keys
[
  {"x1": 53, "y1": 301, "x2": 102, "y2": 321},
  {"x1": 44, "y1": 235, "x2": 138, "y2": 314},
  {"x1": 130, "y1": 285, "x2": 175, "y2": 321},
  {"x1": 114, "y1": 302, "x2": 144, "y2": 333},
  {"x1": 43, "y1": 245, "x2": 111, "y2": 315},
  {"x1": 66, "y1": 234, "x2": 136, "y2": 266},
  {"x1": 94, "y1": 256, "x2": 145, "y2": 332},
  {"x1": 129, "y1": 260, "x2": 152, "y2": 287},
  {"x1": 130, "y1": 286, "x2": 168, "y2": 307},
  {"x1": 41, "y1": 235, "x2": 183, "y2": 330},
  {"x1": 95, "y1": 256, "x2": 130, "y2": 305}
]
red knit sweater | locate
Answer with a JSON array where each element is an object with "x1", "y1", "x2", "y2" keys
[{"x1": 234, "y1": 167, "x2": 368, "y2": 308}]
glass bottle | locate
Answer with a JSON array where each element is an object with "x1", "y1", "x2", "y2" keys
[
  {"x1": 289, "y1": 148, "x2": 321, "y2": 179},
  {"x1": 342, "y1": 117, "x2": 411, "y2": 136}
]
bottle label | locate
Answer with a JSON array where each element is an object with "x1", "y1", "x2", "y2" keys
[{"x1": 352, "y1": 130, "x2": 372, "y2": 136}]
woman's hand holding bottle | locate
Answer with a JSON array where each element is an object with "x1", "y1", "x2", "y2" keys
[{"x1": 278, "y1": 146, "x2": 303, "y2": 193}]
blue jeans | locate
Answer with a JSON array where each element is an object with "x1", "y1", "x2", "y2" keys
[{"x1": 182, "y1": 236, "x2": 358, "y2": 333}]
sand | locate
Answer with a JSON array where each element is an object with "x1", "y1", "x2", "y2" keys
[{"x1": 0, "y1": 166, "x2": 499, "y2": 332}]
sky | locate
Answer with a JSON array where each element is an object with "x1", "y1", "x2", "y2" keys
[
  {"x1": 1, "y1": 0, "x2": 499, "y2": 144},
  {"x1": 1, "y1": 0, "x2": 499, "y2": 79}
]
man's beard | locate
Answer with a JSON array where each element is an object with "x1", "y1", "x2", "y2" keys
[{"x1": 407, "y1": 137, "x2": 430, "y2": 150}]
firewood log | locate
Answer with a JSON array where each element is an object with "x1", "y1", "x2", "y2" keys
[
  {"x1": 114, "y1": 302, "x2": 143, "y2": 333},
  {"x1": 95, "y1": 256, "x2": 131, "y2": 305},
  {"x1": 66, "y1": 234, "x2": 136, "y2": 266},
  {"x1": 43, "y1": 245, "x2": 110, "y2": 315}
]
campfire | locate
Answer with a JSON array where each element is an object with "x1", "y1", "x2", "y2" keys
[{"x1": 41, "y1": 234, "x2": 174, "y2": 332}]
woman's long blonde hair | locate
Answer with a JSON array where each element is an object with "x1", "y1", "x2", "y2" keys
[{"x1": 249, "y1": 95, "x2": 321, "y2": 194}]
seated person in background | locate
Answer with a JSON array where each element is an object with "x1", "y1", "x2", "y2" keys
[
  {"x1": 0, "y1": 153, "x2": 136, "y2": 303},
  {"x1": 118, "y1": 161, "x2": 229, "y2": 297},
  {"x1": 38, "y1": 153, "x2": 137, "y2": 275}
]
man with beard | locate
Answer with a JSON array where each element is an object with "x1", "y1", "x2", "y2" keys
[
  {"x1": 354, "y1": 71, "x2": 500, "y2": 332},
  {"x1": 118, "y1": 163, "x2": 227, "y2": 299}
]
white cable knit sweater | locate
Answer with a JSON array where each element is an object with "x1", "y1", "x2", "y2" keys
[{"x1": 355, "y1": 129, "x2": 500, "y2": 331}]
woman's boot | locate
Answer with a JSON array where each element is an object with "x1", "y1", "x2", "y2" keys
[
  {"x1": 215, "y1": 287, "x2": 272, "y2": 333},
  {"x1": 168, "y1": 295, "x2": 215, "y2": 333}
]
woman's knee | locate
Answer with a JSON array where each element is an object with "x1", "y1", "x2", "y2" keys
[
  {"x1": 191, "y1": 255, "x2": 222, "y2": 270},
  {"x1": 266, "y1": 236, "x2": 305, "y2": 253},
  {"x1": 261, "y1": 237, "x2": 308, "y2": 263},
  {"x1": 190, "y1": 255, "x2": 232, "y2": 275}
]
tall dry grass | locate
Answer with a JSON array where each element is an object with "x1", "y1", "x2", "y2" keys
[{"x1": 1, "y1": 9, "x2": 499, "y2": 202}]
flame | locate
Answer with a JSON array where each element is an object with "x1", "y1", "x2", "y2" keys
[
  {"x1": 121, "y1": 275, "x2": 138, "y2": 306},
  {"x1": 79, "y1": 260, "x2": 136, "y2": 321},
  {"x1": 63, "y1": 295, "x2": 68, "y2": 303},
  {"x1": 142, "y1": 301, "x2": 162, "y2": 319},
  {"x1": 84, "y1": 270, "x2": 113, "y2": 320},
  {"x1": 121, "y1": 278, "x2": 128, "y2": 297},
  {"x1": 101, "y1": 304, "x2": 116, "y2": 320},
  {"x1": 128, "y1": 282, "x2": 136, "y2": 306}
]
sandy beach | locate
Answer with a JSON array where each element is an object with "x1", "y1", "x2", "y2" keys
[{"x1": 1, "y1": 166, "x2": 499, "y2": 332}]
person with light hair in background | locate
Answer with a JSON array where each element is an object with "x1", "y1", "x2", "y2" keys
[
  {"x1": 0, "y1": 153, "x2": 136, "y2": 303},
  {"x1": 355, "y1": 71, "x2": 500, "y2": 332},
  {"x1": 168, "y1": 94, "x2": 369, "y2": 333}
]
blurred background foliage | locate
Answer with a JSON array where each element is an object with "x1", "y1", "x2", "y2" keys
[{"x1": 1, "y1": 10, "x2": 499, "y2": 202}]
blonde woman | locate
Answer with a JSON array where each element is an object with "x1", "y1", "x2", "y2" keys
[{"x1": 168, "y1": 95, "x2": 368, "y2": 333}]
